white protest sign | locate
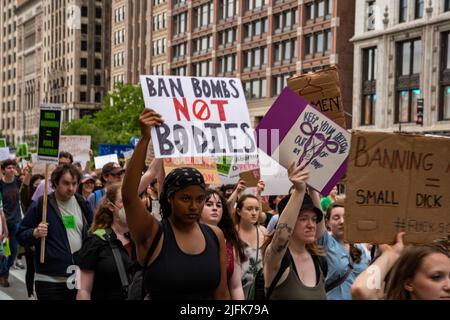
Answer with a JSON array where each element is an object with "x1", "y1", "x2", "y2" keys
[
  {"x1": 0, "y1": 147, "x2": 10, "y2": 161},
  {"x1": 60, "y1": 135, "x2": 91, "y2": 163},
  {"x1": 258, "y1": 149, "x2": 291, "y2": 196},
  {"x1": 256, "y1": 88, "x2": 350, "y2": 196},
  {"x1": 140, "y1": 75, "x2": 257, "y2": 158},
  {"x1": 94, "y1": 154, "x2": 119, "y2": 169}
]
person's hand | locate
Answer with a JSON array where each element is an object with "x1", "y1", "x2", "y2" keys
[
  {"x1": 33, "y1": 223, "x2": 48, "y2": 239},
  {"x1": 235, "y1": 179, "x2": 247, "y2": 196},
  {"x1": 256, "y1": 180, "x2": 265, "y2": 195},
  {"x1": 89, "y1": 149, "x2": 93, "y2": 158},
  {"x1": 139, "y1": 109, "x2": 163, "y2": 138},
  {"x1": 288, "y1": 162, "x2": 309, "y2": 193},
  {"x1": 379, "y1": 232, "x2": 405, "y2": 256}
]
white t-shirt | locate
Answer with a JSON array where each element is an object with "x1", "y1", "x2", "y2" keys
[{"x1": 56, "y1": 196, "x2": 84, "y2": 254}]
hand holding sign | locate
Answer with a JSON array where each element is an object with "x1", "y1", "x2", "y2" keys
[
  {"x1": 288, "y1": 162, "x2": 310, "y2": 194},
  {"x1": 139, "y1": 109, "x2": 163, "y2": 138}
]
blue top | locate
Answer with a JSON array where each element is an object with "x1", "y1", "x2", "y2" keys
[{"x1": 318, "y1": 231, "x2": 370, "y2": 300}]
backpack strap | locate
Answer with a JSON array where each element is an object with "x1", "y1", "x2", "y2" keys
[
  {"x1": 141, "y1": 222, "x2": 163, "y2": 299},
  {"x1": 265, "y1": 250, "x2": 292, "y2": 300},
  {"x1": 104, "y1": 228, "x2": 130, "y2": 292}
]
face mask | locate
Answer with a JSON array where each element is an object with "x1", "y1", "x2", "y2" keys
[{"x1": 117, "y1": 206, "x2": 127, "y2": 224}]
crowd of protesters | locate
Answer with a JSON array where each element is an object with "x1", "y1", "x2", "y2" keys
[{"x1": 0, "y1": 108, "x2": 448, "y2": 300}]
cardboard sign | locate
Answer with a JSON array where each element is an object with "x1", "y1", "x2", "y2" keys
[
  {"x1": 0, "y1": 138, "x2": 6, "y2": 148},
  {"x1": 163, "y1": 157, "x2": 221, "y2": 185},
  {"x1": 140, "y1": 75, "x2": 257, "y2": 158},
  {"x1": 239, "y1": 168, "x2": 261, "y2": 188},
  {"x1": 256, "y1": 88, "x2": 350, "y2": 196},
  {"x1": 60, "y1": 136, "x2": 91, "y2": 163},
  {"x1": 345, "y1": 131, "x2": 450, "y2": 244},
  {"x1": 288, "y1": 66, "x2": 346, "y2": 128},
  {"x1": 0, "y1": 147, "x2": 10, "y2": 161},
  {"x1": 99, "y1": 144, "x2": 134, "y2": 159},
  {"x1": 37, "y1": 104, "x2": 62, "y2": 163},
  {"x1": 94, "y1": 154, "x2": 119, "y2": 169}
]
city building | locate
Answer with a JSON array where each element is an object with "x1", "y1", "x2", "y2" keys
[
  {"x1": 351, "y1": 0, "x2": 450, "y2": 135},
  {"x1": 110, "y1": 0, "x2": 169, "y2": 89},
  {"x1": 168, "y1": 0, "x2": 356, "y2": 127},
  {"x1": 1, "y1": 0, "x2": 111, "y2": 147}
]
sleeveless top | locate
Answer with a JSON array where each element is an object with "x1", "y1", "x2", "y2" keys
[
  {"x1": 144, "y1": 219, "x2": 221, "y2": 300},
  {"x1": 240, "y1": 243, "x2": 263, "y2": 298},
  {"x1": 226, "y1": 241, "x2": 234, "y2": 283},
  {"x1": 269, "y1": 253, "x2": 327, "y2": 300}
]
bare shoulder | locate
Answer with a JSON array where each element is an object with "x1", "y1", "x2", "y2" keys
[{"x1": 207, "y1": 224, "x2": 225, "y2": 242}]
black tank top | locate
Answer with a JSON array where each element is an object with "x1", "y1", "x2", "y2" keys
[{"x1": 144, "y1": 219, "x2": 221, "y2": 300}]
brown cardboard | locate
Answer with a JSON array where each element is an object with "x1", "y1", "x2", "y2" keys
[
  {"x1": 287, "y1": 66, "x2": 346, "y2": 129},
  {"x1": 163, "y1": 157, "x2": 221, "y2": 185},
  {"x1": 239, "y1": 168, "x2": 261, "y2": 188},
  {"x1": 344, "y1": 131, "x2": 450, "y2": 244}
]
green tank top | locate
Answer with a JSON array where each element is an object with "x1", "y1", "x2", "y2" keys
[{"x1": 269, "y1": 257, "x2": 327, "y2": 300}]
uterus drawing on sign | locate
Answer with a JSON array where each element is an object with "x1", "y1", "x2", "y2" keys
[{"x1": 295, "y1": 122, "x2": 339, "y2": 170}]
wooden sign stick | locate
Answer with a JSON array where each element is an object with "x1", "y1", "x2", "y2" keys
[{"x1": 40, "y1": 163, "x2": 50, "y2": 264}]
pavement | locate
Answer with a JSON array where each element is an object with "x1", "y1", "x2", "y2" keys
[{"x1": 0, "y1": 258, "x2": 31, "y2": 300}]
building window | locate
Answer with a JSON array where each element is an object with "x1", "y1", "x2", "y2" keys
[
  {"x1": 81, "y1": 6, "x2": 88, "y2": 17},
  {"x1": 274, "y1": 8, "x2": 298, "y2": 33},
  {"x1": 272, "y1": 73, "x2": 294, "y2": 96},
  {"x1": 173, "y1": 42, "x2": 187, "y2": 59},
  {"x1": 244, "y1": 0, "x2": 267, "y2": 12},
  {"x1": 244, "y1": 18, "x2": 268, "y2": 39},
  {"x1": 274, "y1": 39, "x2": 297, "y2": 64},
  {"x1": 81, "y1": 41, "x2": 87, "y2": 51},
  {"x1": 415, "y1": 0, "x2": 424, "y2": 19},
  {"x1": 193, "y1": 60, "x2": 212, "y2": 77},
  {"x1": 80, "y1": 92, "x2": 87, "y2": 102},
  {"x1": 95, "y1": 59, "x2": 101, "y2": 69},
  {"x1": 243, "y1": 46, "x2": 268, "y2": 70},
  {"x1": 193, "y1": 35, "x2": 212, "y2": 55},
  {"x1": 217, "y1": 54, "x2": 236, "y2": 75},
  {"x1": 194, "y1": 3, "x2": 213, "y2": 29},
  {"x1": 243, "y1": 78, "x2": 267, "y2": 99},
  {"x1": 153, "y1": 38, "x2": 166, "y2": 56},
  {"x1": 367, "y1": 1, "x2": 376, "y2": 31},
  {"x1": 172, "y1": 66, "x2": 187, "y2": 76},
  {"x1": 218, "y1": 27, "x2": 237, "y2": 47},
  {"x1": 219, "y1": 0, "x2": 237, "y2": 20},
  {"x1": 80, "y1": 74, "x2": 87, "y2": 85},
  {"x1": 446, "y1": 0, "x2": 450, "y2": 11},
  {"x1": 361, "y1": 47, "x2": 377, "y2": 126},
  {"x1": 305, "y1": 0, "x2": 333, "y2": 20},
  {"x1": 396, "y1": 39, "x2": 422, "y2": 123},
  {"x1": 81, "y1": 23, "x2": 88, "y2": 34},
  {"x1": 440, "y1": 32, "x2": 450, "y2": 120},
  {"x1": 95, "y1": 7, "x2": 102, "y2": 19},
  {"x1": 80, "y1": 58, "x2": 87, "y2": 68},
  {"x1": 399, "y1": 0, "x2": 408, "y2": 23},
  {"x1": 303, "y1": 30, "x2": 330, "y2": 56},
  {"x1": 173, "y1": 12, "x2": 187, "y2": 36}
]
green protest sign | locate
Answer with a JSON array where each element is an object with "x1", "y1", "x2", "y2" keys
[
  {"x1": 37, "y1": 104, "x2": 62, "y2": 163},
  {"x1": 16, "y1": 143, "x2": 29, "y2": 157},
  {"x1": 0, "y1": 138, "x2": 6, "y2": 148}
]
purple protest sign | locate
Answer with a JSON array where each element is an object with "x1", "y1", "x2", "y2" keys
[{"x1": 256, "y1": 88, "x2": 350, "y2": 196}]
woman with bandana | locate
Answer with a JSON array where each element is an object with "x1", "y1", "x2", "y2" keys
[
  {"x1": 121, "y1": 109, "x2": 230, "y2": 300},
  {"x1": 76, "y1": 183, "x2": 136, "y2": 300}
]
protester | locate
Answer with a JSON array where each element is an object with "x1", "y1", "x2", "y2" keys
[
  {"x1": 31, "y1": 151, "x2": 75, "y2": 203},
  {"x1": 17, "y1": 164, "x2": 93, "y2": 300},
  {"x1": 77, "y1": 183, "x2": 136, "y2": 300},
  {"x1": 19, "y1": 166, "x2": 44, "y2": 299},
  {"x1": 0, "y1": 196, "x2": 6, "y2": 281},
  {"x1": 352, "y1": 233, "x2": 450, "y2": 300},
  {"x1": 264, "y1": 195, "x2": 285, "y2": 228},
  {"x1": 78, "y1": 174, "x2": 95, "y2": 200},
  {"x1": 87, "y1": 162, "x2": 124, "y2": 213},
  {"x1": 320, "y1": 185, "x2": 337, "y2": 212},
  {"x1": 122, "y1": 108, "x2": 229, "y2": 300},
  {"x1": 200, "y1": 189, "x2": 246, "y2": 300},
  {"x1": 262, "y1": 163, "x2": 327, "y2": 300},
  {"x1": 235, "y1": 194, "x2": 267, "y2": 298},
  {"x1": 0, "y1": 159, "x2": 22, "y2": 287},
  {"x1": 316, "y1": 198, "x2": 370, "y2": 300}
]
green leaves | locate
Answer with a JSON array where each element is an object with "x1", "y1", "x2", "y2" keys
[{"x1": 62, "y1": 83, "x2": 145, "y2": 155}]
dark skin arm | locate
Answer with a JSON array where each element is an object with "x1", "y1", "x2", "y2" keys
[{"x1": 122, "y1": 109, "x2": 163, "y2": 264}]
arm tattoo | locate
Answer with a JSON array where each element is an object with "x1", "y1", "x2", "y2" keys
[
  {"x1": 275, "y1": 223, "x2": 293, "y2": 235},
  {"x1": 273, "y1": 223, "x2": 293, "y2": 253}
]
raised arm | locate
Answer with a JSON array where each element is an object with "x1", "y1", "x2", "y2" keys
[
  {"x1": 264, "y1": 163, "x2": 309, "y2": 285},
  {"x1": 308, "y1": 187, "x2": 325, "y2": 240},
  {"x1": 137, "y1": 158, "x2": 163, "y2": 196},
  {"x1": 122, "y1": 109, "x2": 163, "y2": 263},
  {"x1": 256, "y1": 180, "x2": 267, "y2": 225},
  {"x1": 352, "y1": 232, "x2": 405, "y2": 300},
  {"x1": 227, "y1": 179, "x2": 246, "y2": 216}
]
